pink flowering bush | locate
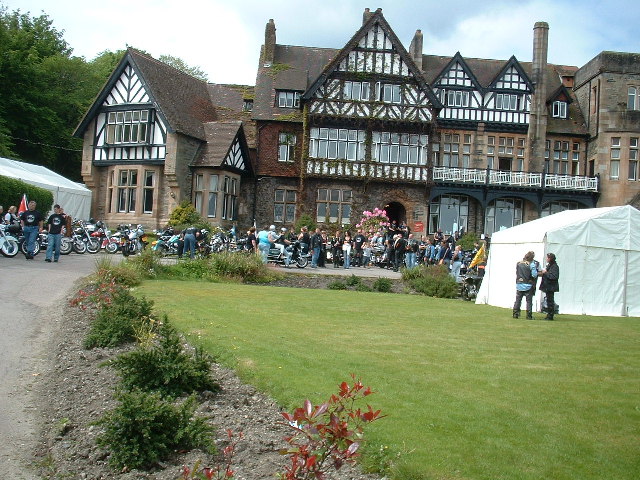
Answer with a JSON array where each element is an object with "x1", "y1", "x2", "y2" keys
[{"x1": 355, "y1": 207, "x2": 390, "y2": 234}]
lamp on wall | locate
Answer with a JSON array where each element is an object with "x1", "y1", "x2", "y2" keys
[{"x1": 169, "y1": 192, "x2": 176, "y2": 198}]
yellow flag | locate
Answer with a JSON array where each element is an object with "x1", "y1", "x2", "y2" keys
[{"x1": 469, "y1": 244, "x2": 485, "y2": 268}]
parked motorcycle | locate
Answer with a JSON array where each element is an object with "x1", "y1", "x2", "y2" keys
[
  {"x1": 117, "y1": 224, "x2": 146, "y2": 256},
  {"x1": 90, "y1": 222, "x2": 119, "y2": 254},
  {"x1": 0, "y1": 224, "x2": 19, "y2": 257},
  {"x1": 152, "y1": 228, "x2": 182, "y2": 256},
  {"x1": 74, "y1": 220, "x2": 101, "y2": 254},
  {"x1": 266, "y1": 240, "x2": 309, "y2": 268}
]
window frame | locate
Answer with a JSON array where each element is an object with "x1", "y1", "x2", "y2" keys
[
  {"x1": 552, "y1": 100, "x2": 567, "y2": 118},
  {"x1": 277, "y1": 91, "x2": 301, "y2": 108},
  {"x1": 106, "y1": 109, "x2": 150, "y2": 145}
]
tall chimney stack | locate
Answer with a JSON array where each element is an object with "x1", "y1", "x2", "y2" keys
[
  {"x1": 363, "y1": 8, "x2": 373, "y2": 24},
  {"x1": 262, "y1": 19, "x2": 276, "y2": 66},
  {"x1": 528, "y1": 21, "x2": 549, "y2": 172},
  {"x1": 409, "y1": 30, "x2": 424, "y2": 71}
]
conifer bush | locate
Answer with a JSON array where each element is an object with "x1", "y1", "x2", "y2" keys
[
  {"x1": 96, "y1": 390, "x2": 214, "y2": 470},
  {"x1": 110, "y1": 318, "x2": 219, "y2": 398},
  {"x1": 84, "y1": 290, "x2": 155, "y2": 348}
]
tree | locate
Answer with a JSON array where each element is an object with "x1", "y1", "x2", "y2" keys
[{"x1": 158, "y1": 54, "x2": 209, "y2": 82}]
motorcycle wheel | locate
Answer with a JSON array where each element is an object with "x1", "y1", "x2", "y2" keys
[
  {"x1": 105, "y1": 241, "x2": 118, "y2": 254},
  {"x1": 72, "y1": 240, "x2": 87, "y2": 254},
  {"x1": 1, "y1": 239, "x2": 19, "y2": 257},
  {"x1": 86, "y1": 238, "x2": 101, "y2": 254},
  {"x1": 21, "y1": 240, "x2": 40, "y2": 256},
  {"x1": 60, "y1": 237, "x2": 73, "y2": 255},
  {"x1": 122, "y1": 242, "x2": 130, "y2": 257},
  {"x1": 296, "y1": 255, "x2": 309, "y2": 268}
]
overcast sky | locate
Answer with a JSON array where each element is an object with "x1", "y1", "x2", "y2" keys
[{"x1": 3, "y1": 0, "x2": 639, "y2": 85}]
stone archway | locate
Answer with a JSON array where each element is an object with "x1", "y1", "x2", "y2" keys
[{"x1": 384, "y1": 201, "x2": 406, "y2": 225}]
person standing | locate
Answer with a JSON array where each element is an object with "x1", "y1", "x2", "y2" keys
[
  {"x1": 246, "y1": 227, "x2": 257, "y2": 254},
  {"x1": 405, "y1": 233, "x2": 418, "y2": 269},
  {"x1": 257, "y1": 226, "x2": 270, "y2": 263},
  {"x1": 331, "y1": 230, "x2": 343, "y2": 268},
  {"x1": 539, "y1": 253, "x2": 560, "y2": 320},
  {"x1": 318, "y1": 229, "x2": 328, "y2": 267},
  {"x1": 44, "y1": 204, "x2": 65, "y2": 262},
  {"x1": 342, "y1": 232, "x2": 353, "y2": 269},
  {"x1": 512, "y1": 251, "x2": 538, "y2": 319},
  {"x1": 393, "y1": 234, "x2": 407, "y2": 272},
  {"x1": 353, "y1": 229, "x2": 366, "y2": 267},
  {"x1": 20, "y1": 200, "x2": 43, "y2": 259},
  {"x1": 183, "y1": 226, "x2": 197, "y2": 259},
  {"x1": 451, "y1": 245, "x2": 463, "y2": 281},
  {"x1": 310, "y1": 227, "x2": 322, "y2": 268}
]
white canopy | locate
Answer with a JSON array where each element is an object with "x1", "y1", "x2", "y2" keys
[
  {"x1": 476, "y1": 205, "x2": 640, "y2": 317},
  {"x1": 0, "y1": 157, "x2": 91, "y2": 219}
]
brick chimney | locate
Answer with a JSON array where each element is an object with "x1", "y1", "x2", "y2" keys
[
  {"x1": 262, "y1": 19, "x2": 276, "y2": 66},
  {"x1": 363, "y1": 7, "x2": 382, "y2": 24},
  {"x1": 527, "y1": 21, "x2": 549, "y2": 172},
  {"x1": 409, "y1": 30, "x2": 423, "y2": 71}
]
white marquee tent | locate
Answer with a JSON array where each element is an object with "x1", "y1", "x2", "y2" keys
[
  {"x1": 0, "y1": 157, "x2": 91, "y2": 219},
  {"x1": 476, "y1": 205, "x2": 640, "y2": 317}
]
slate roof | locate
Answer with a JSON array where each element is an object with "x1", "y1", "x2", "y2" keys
[
  {"x1": 127, "y1": 49, "x2": 219, "y2": 141},
  {"x1": 252, "y1": 45, "x2": 338, "y2": 122},
  {"x1": 207, "y1": 84, "x2": 256, "y2": 148},
  {"x1": 191, "y1": 121, "x2": 245, "y2": 169}
]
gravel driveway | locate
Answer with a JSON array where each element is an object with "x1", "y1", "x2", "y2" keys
[{"x1": 0, "y1": 252, "x2": 101, "y2": 478}]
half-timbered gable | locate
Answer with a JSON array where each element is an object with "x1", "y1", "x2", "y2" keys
[
  {"x1": 483, "y1": 57, "x2": 532, "y2": 125},
  {"x1": 432, "y1": 53, "x2": 484, "y2": 123},
  {"x1": 303, "y1": 11, "x2": 440, "y2": 123}
]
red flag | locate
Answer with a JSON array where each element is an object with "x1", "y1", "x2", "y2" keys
[{"x1": 18, "y1": 194, "x2": 28, "y2": 214}]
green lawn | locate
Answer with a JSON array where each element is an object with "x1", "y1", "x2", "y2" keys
[{"x1": 136, "y1": 280, "x2": 640, "y2": 480}]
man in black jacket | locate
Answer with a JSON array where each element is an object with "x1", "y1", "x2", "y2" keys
[
  {"x1": 539, "y1": 253, "x2": 560, "y2": 320},
  {"x1": 393, "y1": 234, "x2": 407, "y2": 272}
]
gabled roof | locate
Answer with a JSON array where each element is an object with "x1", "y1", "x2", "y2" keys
[
  {"x1": 191, "y1": 121, "x2": 253, "y2": 175},
  {"x1": 487, "y1": 55, "x2": 534, "y2": 91},
  {"x1": 74, "y1": 48, "x2": 217, "y2": 141},
  {"x1": 207, "y1": 84, "x2": 257, "y2": 148},
  {"x1": 301, "y1": 9, "x2": 441, "y2": 108},
  {"x1": 431, "y1": 52, "x2": 484, "y2": 93}
]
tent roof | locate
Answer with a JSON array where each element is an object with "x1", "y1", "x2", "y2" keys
[
  {"x1": 0, "y1": 157, "x2": 91, "y2": 195},
  {"x1": 490, "y1": 205, "x2": 640, "y2": 251}
]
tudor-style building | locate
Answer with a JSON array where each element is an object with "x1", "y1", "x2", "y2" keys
[
  {"x1": 74, "y1": 49, "x2": 255, "y2": 228},
  {"x1": 252, "y1": 10, "x2": 601, "y2": 236},
  {"x1": 75, "y1": 8, "x2": 639, "y2": 234}
]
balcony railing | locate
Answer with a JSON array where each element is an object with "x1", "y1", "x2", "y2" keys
[
  {"x1": 433, "y1": 167, "x2": 599, "y2": 192},
  {"x1": 305, "y1": 160, "x2": 599, "y2": 192},
  {"x1": 306, "y1": 159, "x2": 428, "y2": 182}
]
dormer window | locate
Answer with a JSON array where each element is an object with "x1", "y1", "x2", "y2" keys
[
  {"x1": 243, "y1": 99, "x2": 253, "y2": 112},
  {"x1": 277, "y1": 91, "x2": 300, "y2": 108},
  {"x1": 106, "y1": 110, "x2": 149, "y2": 144},
  {"x1": 552, "y1": 101, "x2": 567, "y2": 118}
]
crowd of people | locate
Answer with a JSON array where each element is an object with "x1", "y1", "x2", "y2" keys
[
  {"x1": 1, "y1": 201, "x2": 68, "y2": 262},
  {"x1": 246, "y1": 221, "x2": 484, "y2": 278}
]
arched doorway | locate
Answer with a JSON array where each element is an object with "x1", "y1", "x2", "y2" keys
[{"x1": 384, "y1": 202, "x2": 406, "y2": 225}]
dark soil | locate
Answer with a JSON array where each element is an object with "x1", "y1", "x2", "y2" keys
[{"x1": 33, "y1": 274, "x2": 385, "y2": 480}]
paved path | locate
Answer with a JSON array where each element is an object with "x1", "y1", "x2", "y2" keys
[{"x1": 0, "y1": 252, "x2": 102, "y2": 477}]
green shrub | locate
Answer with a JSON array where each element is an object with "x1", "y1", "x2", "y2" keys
[
  {"x1": 345, "y1": 274, "x2": 361, "y2": 286},
  {"x1": 111, "y1": 319, "x2": 219, "y2": 398},
  {"x1": 95, "y1": 390, "x2": 214, "y2": 470},
  {"x1": 93, "y1": 256, "x2": 142, "y2": 287},
  {"x1": 124, "y1": 248, "x2": 169, "y2": 279},
  {"x1": 355, "y1": 283, "x2": 372, "y2": 292},
  {"x1": 402, "y1": 265, "x2": 459, "y2": 298},
  {"x1": 208, "y1": 251, "x2": 275, "y2": 283},
  {"x1": 327, "y1": 280, "x2": 347, "y2": 290},
  {"x1": 84, "y1": 290, "x2": 155, "y2": 349},
  {"x1": 372, "y1": 277, "x2": 393, "y2": 293}
]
